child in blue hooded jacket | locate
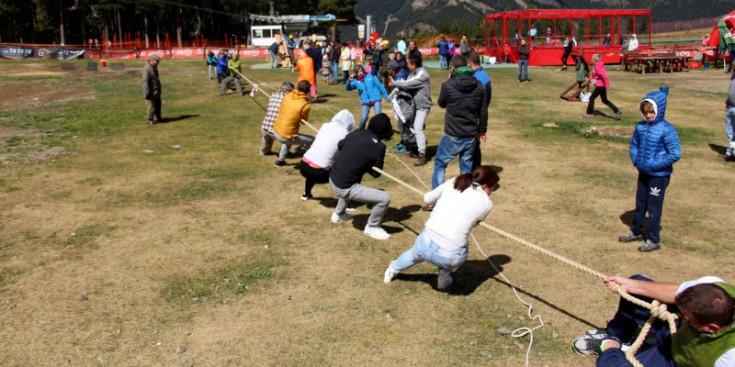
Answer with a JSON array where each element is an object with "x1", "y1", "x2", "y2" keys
[
  {"x1": 346, "y1": 65, "x2": 390, "y2": 130},
  {"x1": 618, "y1": 91, "x2": 681, "y2": 252}
]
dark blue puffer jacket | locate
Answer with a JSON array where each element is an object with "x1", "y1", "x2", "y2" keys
[{"x1": 629, "y1": 91, "x2": 681, "y2": 177}]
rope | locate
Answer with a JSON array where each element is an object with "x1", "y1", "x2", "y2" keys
[{"x1": 371, "y1": 163, "x2": 678, "y2": 367}]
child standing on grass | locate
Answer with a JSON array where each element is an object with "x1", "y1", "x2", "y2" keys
[
  {"x1": 319, "y1": 54, "x2": 331, "y2": 84},
  {"x1": 618, "y1": 91, "x2": 681, "y2": 252},
  {"x1": 346, "y1": 65, "x2": 390, "y2": 130}
]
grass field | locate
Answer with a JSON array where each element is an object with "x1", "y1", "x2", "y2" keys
[{"x1": 0, "y1": 58, "x2": 734, "y2": 366}]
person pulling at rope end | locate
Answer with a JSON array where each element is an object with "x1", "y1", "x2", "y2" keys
[{"x1": 573, "y1": 275, "x2": 735, "y2": 367}]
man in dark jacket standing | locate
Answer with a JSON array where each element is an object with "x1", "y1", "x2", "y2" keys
[
  {"x1": 517, "y1": 38, "x2": 530, "y2": 82},
  {"x1": 431, "y1": 54, "x2": 487, "y2": 189},
  {"x1": 142, "y1": 54, "x2": 162, "y2": 125}
]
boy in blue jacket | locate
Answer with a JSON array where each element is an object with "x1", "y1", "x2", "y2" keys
[{"x1": 619, "y1": 91, "x2": 681, "y2": 252}]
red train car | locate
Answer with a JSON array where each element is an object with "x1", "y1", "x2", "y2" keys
[{"x1": 485, "y1": 9, "x2": 652, "y2": 66}]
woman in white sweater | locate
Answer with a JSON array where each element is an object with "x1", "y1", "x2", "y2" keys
[
  {"x1": 298, "y1": 110, "x2": 355, "y2": 200},
  {"x1": 384, "y1": 166, "x2": 498, "y2": 290}
]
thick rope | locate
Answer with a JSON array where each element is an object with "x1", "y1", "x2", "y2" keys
[{"x1": 370, "y1": 164, "x2": 678, "y2": 366}]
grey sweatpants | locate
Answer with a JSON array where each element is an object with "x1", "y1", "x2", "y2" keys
[
  {"x1": 260, "y1": 129, "x2": 275, "y2": 155},
  {"x1": 330, "y1": 179, "x2": 391, "y2": 227},
  {"x1": 273, "y1": 130, "x2": 314, "y2": 160},
  {"x1": 220, "y1": 75, "x2": 243, "y2": 95}
]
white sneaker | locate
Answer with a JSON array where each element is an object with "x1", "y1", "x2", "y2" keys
[
  {"x1": 384, "y1": 262, "x2": 398, "y2": 284},
  {"x1": 364, "y1": 225, "x2": 390, "y2": 240},
  {"x1": 437, "y1": 269, "x2": 453, "y2": 290},
  {"x1": 330, "y1": 212, "x2": 353, "y2": 224}
]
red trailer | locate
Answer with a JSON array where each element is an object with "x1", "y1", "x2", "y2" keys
[{"x1": 485, "y1": 9, "x2": 652, "y2": 66}]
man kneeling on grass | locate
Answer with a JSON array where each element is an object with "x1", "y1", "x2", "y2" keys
[
  {"x1": 328, "y1": 114, "x2": 393, "y2": 240},
  {"x1": 573, "y1": 275, "x2": 735, "y2": 367},
  {"x1": 272, "y1": 80, "x2": 314, "y2": 167}
]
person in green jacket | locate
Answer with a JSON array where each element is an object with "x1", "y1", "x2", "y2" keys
[
  {"x1": 221, "y1": 53, "x2": 245, "y2": 96},
  {"x1": 572, "y1": 275, "x2": 735, "y2": 367}
]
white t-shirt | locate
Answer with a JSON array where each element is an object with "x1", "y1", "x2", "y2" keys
[
  {"x1": 676, "y1": 276, "x2": 735, "y2": 367},
  {"x1": 423, "y1": 178, "x2": 492, "y2": 248}
]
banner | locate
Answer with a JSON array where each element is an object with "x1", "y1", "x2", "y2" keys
[{"x1": 0, "y1": 46, "x2": 85, "y2": 60}]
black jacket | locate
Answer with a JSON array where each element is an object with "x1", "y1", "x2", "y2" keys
[
  {"x1": 518, "y1": 44, "x2": 530, "y2": 60},
  {"x1": 408, "y1": 48, "x2": 423, "y2": 63},
  {"x1": 437, "y1": 74, "x2": 487, "y2": 138},
  {"x1": 329, "y1": 130, "x2": 386, "y2": 189}
]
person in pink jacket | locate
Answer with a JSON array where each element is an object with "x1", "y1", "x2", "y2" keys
[{"x1": 585, "y1": 54, "x2": 622, "y2": 120}]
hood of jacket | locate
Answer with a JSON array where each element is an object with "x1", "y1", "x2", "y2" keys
[
  {"x1": 332, "y1": 109, "x2": 355, "y2": 131},
  {"x1": 639, "y1": 91, "x2": 667, "y2": 124},
  {"x1": 450, "y1": 73, "x2": 481, "y2": 93},
  {"x1": 451, "y1": 65, "x2": 475, "y2": 77}
]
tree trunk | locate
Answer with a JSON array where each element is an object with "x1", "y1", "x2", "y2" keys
[
  {"x1": 144, "y1": 16, "x2": 150, "y2": 48},
  {"x1": 117, "y1": 9, "x2": 123, "y2": 48},
  {"x1": 59, "y1": 8, "x2": 65, "y2": 45},
  {"x1": 176, "y1": 10, "x2": 182, "y2": 48}
]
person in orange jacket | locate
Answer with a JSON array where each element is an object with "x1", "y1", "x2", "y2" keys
[{"x1": 297, "y1": 50, "x2": 317, "y2": 98}]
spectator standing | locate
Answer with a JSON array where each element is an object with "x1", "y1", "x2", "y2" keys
[
  {"x1": 724, "y1": 69, "x2": 735, "y2": 159},
  {"x1": 268, "y1": 41, "x2": 280, "y2": 68},
  {"x1": 561, "y1": 36, "x2": 574, "y2": 70},
  {"x1": 431, "y1": 54, "x2": 487, "y2": 190},
  {"x1": 517, "y1": 38, "x2": 530, "y2": 82},
  {"x1": 141, "y1": 54, "x2": 163, "y2": 125},
  {"x1": 460, "y1": 36, "x2": 469, "y2": 55},
  {"x1": 438, "y1": 37, "x2": 449, "y2": 69},
  {"x1": 467, "y1": 51, "x2": 491, "y2": 169},
  {"x1": 618, "y1": 91, "x2": 680, "y2": 252},
  {"x1": 297, "y1": 50, "x2": 317, "y2": 99},
  {"x1": 328, "y1": 40, "x2": 341, "y2": 84},
  {"x1": 408, "y1": 40, "x2": 423, "y2": 63},
  {"x1": 396, "y1": 37, "x2": 407, "y2": 55},
  {"x1": 206, "y1": 51, "x2": 216, "y2": 80},
  {"x1": 340, "y1": 42, "x2": 352, "y2": 84},
  {"x1": 391, "y1": 56, "x2": 432, "y2": 166}
]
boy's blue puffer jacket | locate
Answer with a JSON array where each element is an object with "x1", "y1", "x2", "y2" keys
[
  {"x1": 216, "y1": 55, "x2": 229, "y2": 74},
  {"x1": 346, "y1": 74, "x2": 389, "y2": 105},
  {"x1": 629, "y1": 91, "x2": 681, "y2": 177}
]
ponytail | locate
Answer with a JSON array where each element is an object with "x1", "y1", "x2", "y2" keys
[{"x1": 453, "y1": 165, "x2": 499, "y2": 193}]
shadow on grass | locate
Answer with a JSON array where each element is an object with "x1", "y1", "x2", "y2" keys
[
  {"x1": 619, "y1": 210, "x2": 652, "y2": 230},
  {"x1": 159, "y1": 114, "x2": 200, "y2": 123},
  {"x1": 350, "y1": 204, "x2": 421, "y2": 234},
  {"x1": 708, "y1": 143, "x2": 728, "y2": 156},
  {"x1": 394, "y1": 255, "x2": 510, "y2": 296}
]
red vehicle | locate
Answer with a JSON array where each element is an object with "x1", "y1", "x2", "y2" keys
[{"x1": 484, "y1": 9, "x2": 652, "y2": 66}]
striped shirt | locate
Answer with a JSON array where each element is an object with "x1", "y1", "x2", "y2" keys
[{"x1": 261, "y1": 91, "x2": 286, "y2": 133}]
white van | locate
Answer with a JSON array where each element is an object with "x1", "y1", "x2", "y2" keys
[{"x1": 250, "y1": 25, "x2": 283, "y2": 47}]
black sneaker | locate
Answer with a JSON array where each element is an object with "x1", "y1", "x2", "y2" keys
[
  {"x1": 573, "y1": 336, "x2": 621, "y2": 356},
  {"x1": 618, "y1": 231, "x2": 643, "y2": 243},
  {"x1": 274, "y1": 159, "x2": 286, "y2": 167},
  {"x1": 638, "y1": 240, "x2": 661, "y2": 252}
]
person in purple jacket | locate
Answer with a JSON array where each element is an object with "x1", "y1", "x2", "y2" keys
[{"x1": 618, "y1": 91, "x2": 681, "y2": 252}]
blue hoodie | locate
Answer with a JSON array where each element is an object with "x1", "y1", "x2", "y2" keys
[
  {"x1": 216, "y1": 54, "x2": 230, "y2": 75},
  {"x1": 629, "y1": 91, "x2": 681, "y2": 177},
  {"x1": 346, "y1": 73, "x2": 389, "y2": 105}
]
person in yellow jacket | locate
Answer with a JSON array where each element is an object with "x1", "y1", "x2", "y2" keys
[
  {"x1": 272, "y1": 80, "x2": 314, "y2": 167},
  {"x1": 297, "y1": 51, "x2": 317, "y2": 99}
]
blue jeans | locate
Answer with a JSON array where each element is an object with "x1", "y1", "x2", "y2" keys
[
  {"x1": 631, "y1": 173, "x2": 670, "y2": 244},
  {"x1": 439, "y1": 54, "x2": 448, "y2": 69},
  {"x1": 432, "y1": 134, "x2": 476, "y2": 188},
  {"x1": 330, "y1": 61, "x2": 339, "y2": 83},
  {"x1": 596, "y1": 275, "x2": 678, "y2": 367},
  {"x1": 358, "y1": 102, "x2": 382, "y2": 130},
  {"x1": 392, "y1": 230, "x2": 468, "y2": 272},
  {"x1": 726, "y1": 107, "x2": 735, "y2": 154},
  {"x1": 518, "y1": 59, "x2": 529, "y2": 81}
]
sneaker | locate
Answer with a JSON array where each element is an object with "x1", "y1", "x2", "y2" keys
[
  {"x1": 414, "y1": 153, "x2": 428, "y2": 166},
  {"x1": 394, "y1": 146, "x2": 408, "y2": 154},
  {"x1": 345, "y1": 204, "x2": 358, "y2": 212},
  {"x1": 584, "y1": 114, "x2": 596, "y2": 119},
  {"x1": 392, "y1": 143, "x2": 404, "y2": 149},
  {"x1": 573, "y1": 336, "x2": 622, "y2": 356},
  {"x1": 572, "y1": 337, "x2": 602, "y2": 356},
  {"x1": 300, "y1": 193, "x2": 313, "y2": 201},
  {"x1": 615, "y1": 108, "x2": 623, "y2": 121},
  {"x1": 147, "y1": 120, "x2": 156, "y2": 125},
  {"x1": 384, "y1": 262, "x2": 398, "y2": 284},
  {"x1": 585, "y1": 329, "x2": 611, "y2": 340},
  {"x1": 364, "y1": 225, "x2": 390, "y2": 240},
  {"x1": 437, "y1": 269, "x2": 453, "y2": 290},
  {"x1": 274, "y1": 159, "x2": 286, "y2": 167},
  {"x1": 330, "y1": 212, "x2": 353, "y2": 223},
  {"x1": 638, "y1": 240, "x2": 661, "y2": 252},
  {"x1": 618, "y1": 231, "x2": 643, "y2": 243}
]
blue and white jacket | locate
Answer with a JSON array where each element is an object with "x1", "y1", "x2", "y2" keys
[
  {"x1": 346, "y1": 74, "x2": 389, "y2": 105},
  {"x1": 629, "y1": 91, "x2": 681, "y2": 177}
]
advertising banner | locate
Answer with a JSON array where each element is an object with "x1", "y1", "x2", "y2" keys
[{"x1": 0, "y1": 46, "x2": 85, "y2": 60}]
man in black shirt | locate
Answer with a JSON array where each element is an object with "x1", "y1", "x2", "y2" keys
[{"x1": 329, "y1": 114, "x2": 393, "y2": 240}]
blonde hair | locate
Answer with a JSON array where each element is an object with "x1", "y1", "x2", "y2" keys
[
  {"x1": 640, "y1": 101, "x2": 655, "y2": 114},
  {"x1": 592, "y1": 54, "x2": 602, "y2": 62}
]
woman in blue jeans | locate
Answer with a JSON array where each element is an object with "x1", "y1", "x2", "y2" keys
[{"x1": 384, "y1": 166, "x2": 499, "y2": 290}]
